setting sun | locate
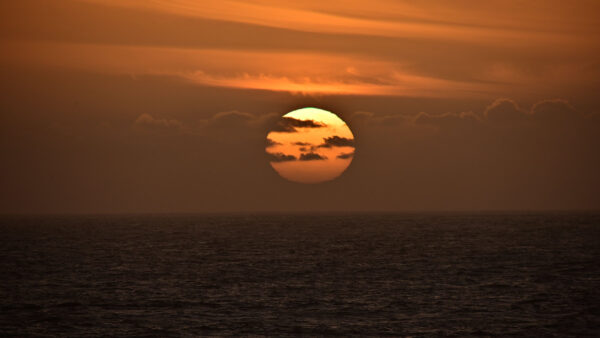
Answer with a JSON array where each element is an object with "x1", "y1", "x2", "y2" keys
[{"x1": 266, "y1": 108, "x2": 355, "y2": 183}]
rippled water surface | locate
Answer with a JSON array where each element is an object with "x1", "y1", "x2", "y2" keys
[{"x1": 1, "y1": 213, "x2": 599, "y2": 336}]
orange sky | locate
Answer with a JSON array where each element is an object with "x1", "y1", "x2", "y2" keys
[
  {"x1": 2, "y1": 1, "x2": 599, "y2": 97},
  {"x1": 1, "y1": 0, "x2": 599, "y2": 212}
]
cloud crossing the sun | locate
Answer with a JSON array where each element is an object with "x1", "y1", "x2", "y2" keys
[
  {"x1": 337, "y1": 152, "x2": 355, "y2": 159},
  {"x1": 299, "y1": 152, "x2": 328, "y2": 161},
  {"x1": 268, "y1": 152, "x2": 297, "y2": 162},
  {"x1": 318, "y1": 136, "x2": 355, "y2": 148},
  {"x1": 271, "y1": 117, "x2": 326, "y2": 133}
]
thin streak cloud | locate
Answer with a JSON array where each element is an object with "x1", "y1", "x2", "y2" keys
[
  {"x1": 79, "y1": 0, "x2": 597, "y2": 46},
  {"x1": 1, "y1": 42, "x2": 504, "y2": 97}
]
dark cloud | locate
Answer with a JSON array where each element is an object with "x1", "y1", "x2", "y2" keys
[
  {"x1": 350, "y1": 111, "x2": 374, "y2": 124},
  {"x1": 350, "y1": 111, "x2": 412, "y2": 127},
  {"x1": 318, "y1": 136, "x2": 355, "y2": 148},
  {"x1": 134, "y1": 113, "x2": 182, "y2": 129},
  {"x1": 207, "y1": 110, "x2": 256, "y2": 129},
  {"x1": 267, "y1": 152, "x2": 296, "y2": 162},
  {"x1": 414, "y1": 111, "x2": 480, "y2": 128},
  {"x1": 337, "y1": 151, "x2": 355, "y2": 159},
  {"x1": 266, "y1": 138, "x2": 282, "y2": 148},
  {"x1": 294, "y1": 141, "x2": 316, "y2": 152},
  {"x1": 531, "y1": 99, "x2": 581, "y2": 124},
  {"x1": 272, "y1": 117, "x2": 325, "y2": 132},
  {"x1": 4, "y1": 77, "x2": 600, "y2": 214},
  {"x1": 484, "y1": 98, "x2": 528, "y2": 125},
  {"x1": 411, "y1": 98, "x2": 590, "y2": 130},
  {"x1": 299, "y1": 152, "x2": 327, "y2": 161},
  {"x1": 201, "y1": 111, "x2": 281, "y2": 136}
]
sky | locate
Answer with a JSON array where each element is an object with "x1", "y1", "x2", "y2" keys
[{"x1": 1, "y1": 0, "x2": 599, "y2": 213}]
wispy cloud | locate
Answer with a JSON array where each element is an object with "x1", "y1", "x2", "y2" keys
[
  {"x1": 1, "y1": 41, "x2": 506, "y2": 97},
  {"x1": 3, "y1": 0, "x2": 599, "y2": 98},
  {"x1": 79, "y1": 0, "x2": 598, "y2": 46}
]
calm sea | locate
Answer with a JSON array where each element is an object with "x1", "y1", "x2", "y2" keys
[{"x1": 1, "y1": 213, "x2": 598, "y2": 336}]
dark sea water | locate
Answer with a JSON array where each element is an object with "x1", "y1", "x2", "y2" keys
[{"x1": 1, "y1": 213, "x2": 599, "y2": 337}]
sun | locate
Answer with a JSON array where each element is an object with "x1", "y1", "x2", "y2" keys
[{"x1": 265, "y1": 107, "x2": 355, "y2": 183}]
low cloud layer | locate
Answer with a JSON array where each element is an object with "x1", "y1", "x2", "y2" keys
[
  {"x1": 352, "y1": 98, "x2": 596, "y2": 131},
  {"x1": 2, "y1": 85, "x2": 599, "y2": 212},
  {"x1": 129, "y1": 98, "x2": 600, "y2": 211}
]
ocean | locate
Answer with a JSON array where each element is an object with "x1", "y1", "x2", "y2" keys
[{"x1": 1, "y1": 213, "x2": 598, "y2": 336}]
